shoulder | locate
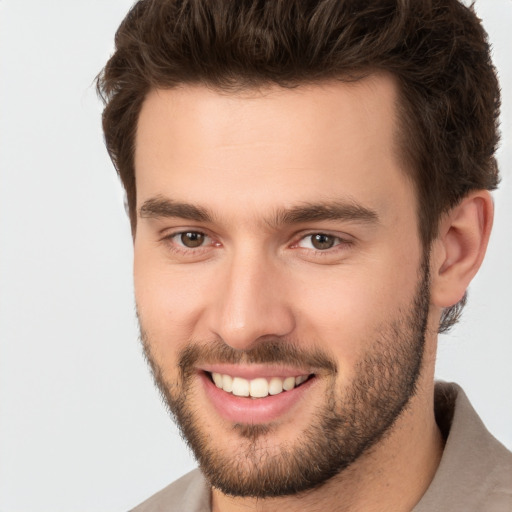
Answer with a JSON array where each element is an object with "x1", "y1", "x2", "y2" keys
[
  {"x1": 130, "y1": 469, "x2": 210, "y2": 512},
  {"x1": 414, "y1": 382, "x2": 512, "y2": 512}
]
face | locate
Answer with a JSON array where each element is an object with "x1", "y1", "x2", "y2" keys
[{"x1": 134, "y1": 77, "x2": 429, "y2": 497}]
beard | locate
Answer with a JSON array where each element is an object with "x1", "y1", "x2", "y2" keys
[{"x1": 139, "y1": 261, "x2": 430, "y2": 499}]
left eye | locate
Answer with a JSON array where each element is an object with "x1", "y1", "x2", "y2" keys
[
  {"x1": 297, "y1": 233, "x2": 341, "y2": 250},
  {"x1": 174, "y1": 231, "x2": 209, "y2": 248}
]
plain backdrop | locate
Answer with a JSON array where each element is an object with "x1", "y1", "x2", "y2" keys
[{"x1": 0, "y1": 1, "x2": 511, "y2": 511}]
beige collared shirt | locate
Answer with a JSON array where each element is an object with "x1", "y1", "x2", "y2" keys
[{"x1": 131, "y1": 383, "x2": 512, "y2": 511}]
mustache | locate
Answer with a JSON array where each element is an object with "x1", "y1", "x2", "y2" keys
[{"x1": 177, "y1": 337, "x2": 338, "y2": 376}]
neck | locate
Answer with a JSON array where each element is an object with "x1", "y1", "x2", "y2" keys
[{"x1": 211, "y1": 376, "x2": 443, "y2": 512}]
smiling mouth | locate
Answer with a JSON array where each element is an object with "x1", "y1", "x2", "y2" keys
[{"x1": 207, "y1": 372, "x2": 314, "y2": 398}]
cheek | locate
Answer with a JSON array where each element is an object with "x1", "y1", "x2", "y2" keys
[
  {"x1": 292, "y1": 272, "x2": 381, "y2": 372},
  {"x1": 293, "y1": 253, "x2": 422, "y2": 369},
  {"x1": 133, "y1": 247, "x2": 210, "y2": 360}
]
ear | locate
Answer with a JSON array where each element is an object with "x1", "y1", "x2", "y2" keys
[{"x1": 430, "y1": 191, "x2": 494, "y2": 308}]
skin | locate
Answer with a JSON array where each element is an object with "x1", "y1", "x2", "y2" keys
[{"x1": 133, "y1": 75, "x2": 493, "y2": 512}]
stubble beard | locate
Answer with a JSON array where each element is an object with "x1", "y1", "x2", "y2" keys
[{"x1": 139, "y1": 262, "x2": 430, "y2": 498}]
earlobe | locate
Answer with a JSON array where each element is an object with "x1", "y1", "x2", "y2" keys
[{"x1": 430, "y1": 191, "x2": 494, "y2": 308}]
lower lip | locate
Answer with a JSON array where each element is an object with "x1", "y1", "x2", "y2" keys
[{"x1": 199, "y1": 372, "x2": 317, "y2": 424}]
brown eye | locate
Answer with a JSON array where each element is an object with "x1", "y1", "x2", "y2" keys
[
  {"x1": 180, "y1": 232, "x2": 205, "y2": 248},
  {"x1": 310, "y1": 233, "x2": 336, "y2": 250}
]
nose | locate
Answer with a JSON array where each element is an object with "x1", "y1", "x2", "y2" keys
[{"x1": 205, "y1": 250, "x2": 296, "y2": 351}]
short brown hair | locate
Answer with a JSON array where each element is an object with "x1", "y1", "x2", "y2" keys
[{"x1": 97, "y1": 0, "x2": 500, "y2": 332}]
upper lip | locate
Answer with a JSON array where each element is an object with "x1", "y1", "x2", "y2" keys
[{"x1": 198, "y1": 363, "x2": 314, "y2": 380}]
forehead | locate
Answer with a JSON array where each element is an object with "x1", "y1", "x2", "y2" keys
[{"x1": 134, "y1": 76, "x2": 414, "y2": 223}]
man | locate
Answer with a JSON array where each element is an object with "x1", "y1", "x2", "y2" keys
[{"x1": 97, "y1": 0, "x2": 512, "y2": 510}]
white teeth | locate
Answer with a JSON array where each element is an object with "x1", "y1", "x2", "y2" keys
[
  {"x1": 283, "y1": 376, "x2": 296, "y2": 391},
  {"x1": 232, "y1": 377, "x2": 250, "y2": 397},
  {"x1": 222, "y1": 374, "x2": 233, "y2": 392},
  {"x1": 212, "y1": 372, "x2": 223, "y2": 388},
  {"x1": 295, "y1": 375, "x2": 307, "y2": 385},
  {"x1": 268, "y1": 377, "x2": 284, "y2": 395},
  {"x1": 250, "y1": 378, "x2": 269, "y2": 398},
  {"x1": 210, "y1": 372, "x2": 310, "y2": 398}
]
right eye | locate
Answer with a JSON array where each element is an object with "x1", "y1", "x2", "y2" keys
[
  {"x1": 174, "y1": 231, "x2": 208, "y2": 248},
  {"x1": 297, "y1": 233, "x2": 340, "y2": 251},
  {"x1": 167, "y1": 231, "x2": 214, "y2": 249},
  {"x1": 159, "y1": 229, "x2": 220, "y2": 261}
]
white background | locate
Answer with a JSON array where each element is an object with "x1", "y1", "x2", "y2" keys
[{"x1": 0, "y1": 1, "x2": 511, "y2": 511}]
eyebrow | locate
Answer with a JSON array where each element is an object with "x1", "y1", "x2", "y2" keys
[
  {"x1": 270, "y1": 201, "x2": 379, "y2": 228},
  {"x1": 139, "y1": 196, "x2": 379, "y2": 227},
  {"x1": 139, "y1": 196, "x2": 213, "y2": 222}
]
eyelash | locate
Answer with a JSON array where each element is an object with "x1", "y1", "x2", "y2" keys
[
  {"x1": 293, "y1": 232, "x2": 351, "y2": 251},
  {"x1": 161, "y1": 230, "x2": 352, "y2": 258},
  {"x1": 162, "y1": 231, "x2": 217, "y2": 256}
]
